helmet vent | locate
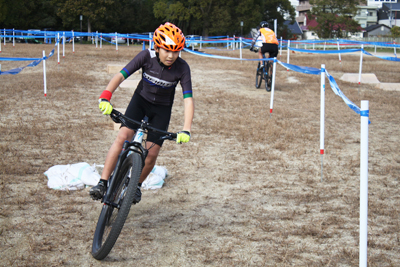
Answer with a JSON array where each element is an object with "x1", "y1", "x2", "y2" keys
[{"x1": 153, "y1": 22, "x2": 185, "y2": 51}]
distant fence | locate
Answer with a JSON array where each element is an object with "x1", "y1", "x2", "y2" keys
[{"x1": 297, "y1": 36, "x2": 400, "y2": 43}]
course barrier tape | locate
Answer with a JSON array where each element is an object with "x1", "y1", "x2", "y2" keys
[
  {"x1": 325, "y1": 70, "x2": 360, "y2": 114},
  {"x1": 284, "y1": 38, "x2": 400, "y2": 47},
  {"x1": 0, "y1": 43, "x2": 368, "y2": 118},
  {"x1": 0, "y1": 57, "x2": 41, "y2": 61},
  {"x1": 183, "y1": 47, "x2": 272, "y2": 61},
  {"x1": 361, "y1": 50, "x2": 400, "y2": 62},
  {"x1": 2, "y1": 28, "x2": 398, "y2": 46},
  {"x1": 184, "y1": 47, "x2": 369, "y2": 121},
  {"x1": 290, "y1": 47, "x2": 362, "y2": 54},
  {"x1": 277, "y1": 61, "x2": 321, "y2": 75},
  {"x1": 0, "y1": 41, "x2": 56, "y2": 75},
  {"x1": 326, "y1": 69, "x2": 371, "y2": 124},
  {"x1": 0, "y1": 31, "x2": 393, "y2": 120},
  {"x1": 289, "y1": 47, "x2": 400, "y2": 61},
  {"x1": 100, "y1": 37, "x2": 113, "y2": 44}
]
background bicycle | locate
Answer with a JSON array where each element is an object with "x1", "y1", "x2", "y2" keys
[
  {"x1": 253, "y1": 48, "x2": 272, "y2": 92},
  {"x1": 91, "y1": 109, "x2": 177, "y2": 260}
]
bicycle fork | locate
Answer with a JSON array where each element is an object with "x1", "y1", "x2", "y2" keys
[{"x1": 102, "y1": 128, "x2": 147, "y2": 206}]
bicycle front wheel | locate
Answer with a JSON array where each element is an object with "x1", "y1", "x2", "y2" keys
[
  {"x1": 91, "y1": 153, "x2": 142, "y2": 260},
  {"x1": 255, "y1": 63, "x2": 262, "y2": 88}
]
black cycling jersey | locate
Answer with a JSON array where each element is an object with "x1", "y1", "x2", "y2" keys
[{"x1": 120, "y1": 49, "x2": 192, "y2": 106}]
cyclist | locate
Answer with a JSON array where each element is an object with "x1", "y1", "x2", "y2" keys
[
  {"x1": 90, "y1": 22, "x2": 194, "y2": 203},
  {"x1": 249, "y1": 21, "x2": 279, "y2": 70}
]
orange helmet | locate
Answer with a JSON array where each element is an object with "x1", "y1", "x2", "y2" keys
[{"x1": 153, "y1": 22, "x2": 185, "y2": 52}]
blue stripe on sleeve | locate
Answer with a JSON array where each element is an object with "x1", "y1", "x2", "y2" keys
[{"x1": 122, "y1": 67, "x2": 131, "y2": 76}]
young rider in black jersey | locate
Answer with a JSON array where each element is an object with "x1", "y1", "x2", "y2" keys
[{"x1": 90, "y1": 22, "x2": 194, "y2": 203}]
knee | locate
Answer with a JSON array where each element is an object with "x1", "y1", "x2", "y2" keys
[
  {"x1": 145, "y1": 153, "x2": 157, "y2": 166},
  {"x1": 115, "y1": 128, "x2": 134, "y2": 146},
  {"x1": 145, "y1": 148, "x2": 160, "y2": 166}
]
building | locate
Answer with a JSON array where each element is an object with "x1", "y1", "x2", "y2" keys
[
  {"x1": 378, "y1": 2, "x2": 400, "y2": 27},
  {"x1": 368, "y1": 0, "x2": 397, "y2": 8},
  {"x1": 295, "y1": 0, "x2": 400, "y2": 39},
  {"x1": 296, "y1": 0, "x2": 311, "y2": 27},
  {"x1": 296, "y1": 0, "x2": 377, "y2": 39},
  {"x1": 354, "y1": 5, "x2": 379, "y2": 28},
  {"x1": 300, "y1": 16, "x2": 319, "y2": 39},
  {"x1": 283, "y1": 20, "x2": 303, "y2": 39},
  {"x1": 363, "y1": 24, "x2": 392, "y2": 36}
]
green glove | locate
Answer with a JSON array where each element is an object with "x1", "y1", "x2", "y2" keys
[
  {"x1": 176, "y1": 131, "x2": 191, "y2": 144},
  {"x1": 99, "y1": 99, "x2": 113, "y2": 115}
]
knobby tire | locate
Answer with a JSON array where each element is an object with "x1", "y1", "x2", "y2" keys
[
  {"x1": 91, "y1": 153, "x2": 142, "y2": 260},
  {"x1": 255, "y1": 62, "x2": 262, "y2": 89}
]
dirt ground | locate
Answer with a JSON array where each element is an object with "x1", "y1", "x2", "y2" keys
[{"x1": 0, "y1": 42, "x2": 399, "y2": 267}]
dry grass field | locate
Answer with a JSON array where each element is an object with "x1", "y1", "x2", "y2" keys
[{"x1": 0, "y1": 42, "x2": 399, "y2": 266}]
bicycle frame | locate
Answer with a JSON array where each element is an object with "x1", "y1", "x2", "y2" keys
[
  {"x1": 101, "y1": 110, "x2": 176, "y2": 207},
  {"x1": 261, "y1": 53, "x2": 272, "y2": 76},
  {"x1": 253, "y1": 48, "x2": 272, "y2": 91}
]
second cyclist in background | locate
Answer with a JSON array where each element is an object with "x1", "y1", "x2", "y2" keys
[{"x1": 249, "y1": 21, "x2": 279, "y2": 71}]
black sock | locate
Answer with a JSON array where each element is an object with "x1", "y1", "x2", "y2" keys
[
  {"x1": 99, "y1": 179, "x2": 108, "y2": 186},
  {"x1": 138, "y1": 183, "x2": 142, "y2": 187}
]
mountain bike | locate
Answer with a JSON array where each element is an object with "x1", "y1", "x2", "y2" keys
[
  {"x1": 253, "y1": 48, "x2": 272, "y2": 92},
  {"x1": 91, "y1": 109, "x2": 177, "y2": 260}
]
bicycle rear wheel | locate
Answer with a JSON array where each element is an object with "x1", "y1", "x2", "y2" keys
[
  {"x1": 265, "y1": 62, "x2": 272, "y2": 92},
  {"x1": 91, "y1": 153, "x2": 142, "y2": 260},
  {"x1": 255, "y1": 63, "x2": 262, "y2": 88}
]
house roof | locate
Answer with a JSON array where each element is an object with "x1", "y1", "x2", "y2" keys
[
  {"x1": 378, "y1": 5, "x2": 400, "y2": 20},
  {"x1": 283, "y1": 20, "x2": 303, "y2": 35},
  {"x1": 301, "y1": 14, "x2": 363, "y2": 32},
  {"x1": 301, "y1": 15, "x2": 318, "y2": 31},
  {"x1": 382, "y1": 3, "x2": 400, "y2": 11},
  {"x1": 364, "y1": 24, "x2": 391, "y2": 32}
]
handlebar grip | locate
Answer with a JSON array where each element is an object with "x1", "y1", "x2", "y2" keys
[
  {"x1": 110, "y1": 109, "x2": 123, "y2": 124},
  {"x1": 111, "y1": 109, "x2": 121, "y2": 116}
]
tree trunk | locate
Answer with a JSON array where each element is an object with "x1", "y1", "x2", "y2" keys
[
  {"x1": 202, "y1": 28, "x2": 209, "y2": 38},
  {"x1": 87, "y1": 19, "x2": 91, "y2": 41}
]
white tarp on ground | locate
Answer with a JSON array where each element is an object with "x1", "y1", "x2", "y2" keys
[
  {"x1": 44, "y1": 162, "x2": 101, "y2": 190},
  {"x1": 44, "y1": 162, "x2": 168, "y2": 191},
  {"x1": 142, "y1": 165, "x2": 168, "y2": 190}
]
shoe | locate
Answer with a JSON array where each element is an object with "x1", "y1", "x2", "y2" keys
[
  {"x1": 132, "y1": 186, "x2": 142, "y2": 204},
  {"x1": 90, "y1": 180, "x2": 107, "y2": 200}
]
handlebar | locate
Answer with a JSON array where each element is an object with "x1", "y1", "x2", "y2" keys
[{"x1": 110, "y1": 109, "x2": 177, "y2": 140}]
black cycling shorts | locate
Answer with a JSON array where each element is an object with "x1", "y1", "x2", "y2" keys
[
  {"x1": 261, "y1": 43, "x2": 278, "y2": 58},
  {"x1": 124, "y1": 92, "x2": 173, "y2": 147}
]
